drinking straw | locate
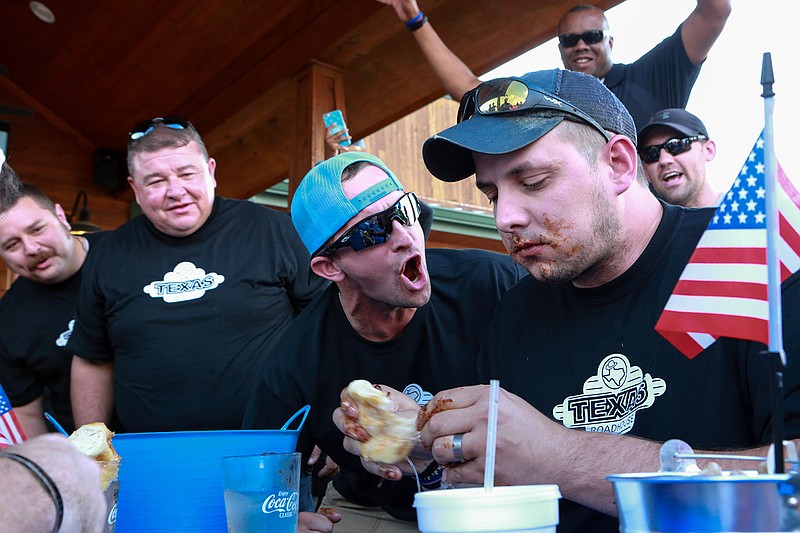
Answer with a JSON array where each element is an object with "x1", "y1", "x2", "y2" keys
[
  {"x1": 484, "y1": 379, "x2": 500, "y2": 491},
  {"x1": 44, "y1": 412, "x2": 69, "y2": 437}
]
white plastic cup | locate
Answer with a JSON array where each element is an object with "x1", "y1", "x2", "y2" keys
[
  {"x1": 221, "y1": 452, "x2": 301, "y2": 533},
  {"x1": 414, "y1": 485, "x2": 561, "y2": 533}
]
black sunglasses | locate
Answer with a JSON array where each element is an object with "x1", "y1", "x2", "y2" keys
[
  {"x1": 128, "y1": 116, "x2": 193, "y2": 141},
  {"x1": 316, "y1": 192, "x2": 421, "y2": 257},
  {"x1": 557, "y1": 29, "x2": 609, "y2": 48},
  {"x1": 638, "y1": 135, "x2": 707, "y2": 164},
  {"x1": 457, "y1": 77, "x2": 611, "y2": 141}
]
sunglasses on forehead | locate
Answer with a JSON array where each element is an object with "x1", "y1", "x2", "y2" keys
[
  {"x1": 457, "y1": 77, "x2": 611, "y2": 140},
  {"x1": 315, "y1": 192, "x2": 421, "y2": 257},
  {"x1": 128, "y1": 116, "x2": 193, "y2": 141},
  {"x1": 557, "y1": 29, "x2": 609, "y2": 48},
  {"x1": 638, "y1": 135, "x2": 707, "y2": 164}
]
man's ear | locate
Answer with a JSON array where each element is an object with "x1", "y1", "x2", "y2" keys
[
  {"x1": 603, "y1": 134, "x2": 638, "y2": 195},
  {"x1": 704, "y1": 139, "x2": 717, "y2": 163},
  {"x1": 311, "y1": 255, "x2": 345, "y2": 282}
]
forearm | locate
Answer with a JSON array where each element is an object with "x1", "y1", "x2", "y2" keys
[
  {"x1": 70, "y1": 356, "x2": 114, "y2": 426},
  {"x1": 0, "y1": 435, "x2": 106, "y2": 533},
  {"x1": 681, "y1": 0, "x2": 731, "y2": 64},
  {"x1": 545, "y1": 430, "x2": 662, "y2": 516},
  {"x1": 385, "y1": 0, "x2": 479, "y2": 99},
  {"x1": 541, "y1": 431, "x2": 795, "y2": 517},
  {"x1": 15, "y1": 396, "x2": 48, "y2": 438},
  {"x1": 410, "y1": 22, "x2": 481, "y2": 100},
  {"x1": 0, "y1": 455, "x2": 60, "y2": 532}
]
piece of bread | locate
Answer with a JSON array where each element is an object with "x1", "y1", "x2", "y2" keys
[
  {"x1": 68, "y1": 422, "x2": 120, "y2": 461},
  {"x1": 346, "y1": 379, "x2": 419, "y2": 464},
  {"x1": 68, "y1": 422, "x2": 120, "y2": 489}
]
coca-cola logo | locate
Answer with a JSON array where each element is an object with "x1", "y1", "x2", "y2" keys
[
  {"x1": 261, "y1": 491, "x2": 299, "y2": 516},
  {"x1": 107, "y1": 502, "x2": 117, "y2": 524}
]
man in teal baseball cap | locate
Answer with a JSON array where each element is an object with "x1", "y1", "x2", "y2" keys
[{"x1": 244, "y1": 152, "x2": 526, "y2": 531}]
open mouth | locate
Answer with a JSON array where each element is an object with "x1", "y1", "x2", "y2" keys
[
  {"x1": 402, "y1": 255, "x2": 422, "y2": 283},
  {"x1": 662, "y1": 171, "x2": 683, "y2": 185}
]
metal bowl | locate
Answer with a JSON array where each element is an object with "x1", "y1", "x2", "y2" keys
[{"x1": 609, "y1": 472, "x2": 800, "y2": 532}]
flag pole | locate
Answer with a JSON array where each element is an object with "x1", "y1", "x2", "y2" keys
[{"x1": 761, "y1": 52, "x2": 786, "y2": 473}]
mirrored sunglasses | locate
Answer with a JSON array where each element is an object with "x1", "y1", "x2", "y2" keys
[
  {"x1": 457, "y1": 77, "x2": 611, "y2": 141},
  {"x1": 316, "y1": 192, "x2": 421, "y2": 257},
  {"x1": 557, "y1": 29, "x2": 609, "y2": 48},
  {"x1": 638, "y1": 135, "x2": 707, "y2": 164},
  {"x1": 128, "y1": 116, "x2": 192, "y2": 141}
]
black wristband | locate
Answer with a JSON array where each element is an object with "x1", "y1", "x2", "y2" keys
[
  {"x1": 407, "y1": 14, "x2": 428, "y2": 32},
  {"x1": 418, "y1": 460, "x2": 445, "y2": 489},
  {"x1": 0, "y1": 451, "x2": 64, "y2": 532}
]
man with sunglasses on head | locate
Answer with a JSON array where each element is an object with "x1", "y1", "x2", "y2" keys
[
  {"x1": 638, "y1": 108, "x2": 720, "y2": 208},
  {"x1": 67, "y1": 117, "x2": 326, "y2": 437},
  {"x1": 243, "y1": 152, "x2": 526, "y2": 532},
  {"x1": 332, "y1": 69, "x2": 800, "y2": 533},
  {"x1": 376, "y1": 0, "x2": 730, "y2": 129}
]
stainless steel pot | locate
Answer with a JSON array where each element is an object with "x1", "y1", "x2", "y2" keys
[{"x1": 609, "y1": 472, "x2": 800, "y2": 532}]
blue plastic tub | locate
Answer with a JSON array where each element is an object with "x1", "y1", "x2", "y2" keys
[{"x1": 112, "y1": 405, "x2": 309, "y2": 532}]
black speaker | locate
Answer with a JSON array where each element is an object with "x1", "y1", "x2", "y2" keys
[{"x1": 92, "y1": 148, "x2": 127, "y2": 191}]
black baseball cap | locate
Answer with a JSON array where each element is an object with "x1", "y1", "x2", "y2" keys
[
  {"x1": 638, "y1": 108, "x2": 709, "y2": 142},
  {"x1": 422, "y1": 69, "x2": 637, "y2": 182}
]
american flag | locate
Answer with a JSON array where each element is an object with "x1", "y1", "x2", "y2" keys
[
  {"x1": 0, "y1": 383, "x2": 26, "y2": 448},
  {"x1": 655, "y1": 132, "x2": 800, "y2": 359}
]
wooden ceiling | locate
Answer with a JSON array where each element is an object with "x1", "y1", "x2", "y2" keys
[{"x1": 0, "y1": 0, "x2": 621, "y2": 218}]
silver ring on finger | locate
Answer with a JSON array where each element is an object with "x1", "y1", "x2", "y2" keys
[{"x1": 452, "y1": 432, "x2": 465, "y2": 463}]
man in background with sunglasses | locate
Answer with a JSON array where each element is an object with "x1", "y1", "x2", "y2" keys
[
  {"x1": 243, "y1": 152, "x2": 526, "y2": 531},
  {"x1": 376, "y1": 0, "x2": 730, "y2": 129},
  {"x1": 333, "y1": 69, "x2": 800, "y2": 533},
  {"x1": 638, "y1": 108, "x2": 720, "y2": 208},
  {"x1": 67, "y1": 118, "x2": 327, "y2": 437}
]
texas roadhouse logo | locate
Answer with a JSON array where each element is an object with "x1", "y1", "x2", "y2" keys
[
  {"x1": 143, "y1": 261, "x2": 225, "y2": 303},
  {"x1": 553, "y1": 353, "x2": 666, "y2": 434}
]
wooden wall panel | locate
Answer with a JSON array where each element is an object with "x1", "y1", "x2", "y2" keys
[{"x1": 361, "y1": 97, "x2": 491, "y2": 215}]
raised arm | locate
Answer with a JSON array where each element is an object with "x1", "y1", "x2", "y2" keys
[
  {"x1": 679, "y1": 0, "x2": 732, "y2": 65},
  {"x1": 70, "y1": 356, "x2": 114, "y2": 427},
  {"x1": 377, "y1": 0, "x2": 480, "y2": 100}
]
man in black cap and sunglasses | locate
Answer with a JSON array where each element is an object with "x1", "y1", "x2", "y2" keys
[
  {"x1": 332, "y1": 69, "x2": 800, "y2": 533},
  {"x1": 67, "y1": 117, "x2": 327, "y2": 436},
  {"x1": 376, "y1": 0, "x2": 730, "y2": 129},
  {"x1": 243, "y1": 152, "x2": 526, "y2": 531},
  {"x1": 638, "y1": 108, "x2": 720, "y2": 208}
]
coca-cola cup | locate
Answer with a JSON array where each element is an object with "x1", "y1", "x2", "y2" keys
[
  {"x1": 98, "y1": 459, "x2": 121, "y2": 533},
  {"x1": 413, "y1": 485, "x2": 562, "y2": 533},
  {"x1": 220, "y1": 452, "x2": 300, "y2": 533}
]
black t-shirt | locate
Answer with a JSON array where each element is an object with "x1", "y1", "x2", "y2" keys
[
  {"x1": 243, "y1": 248, "x2": 527, "y2": 521},
  {"x1": 479, "y1": 204, "x2": 800, "y2": 533},
  {"x1": 67, "y1": 197, "x2": 327, "y2": 432},
  {"x1": 0, "y1": 231, "x2": 107, "y2": 433},
  {"x1": 604, "y1": 26, "x2": 701, "y2": 131}
]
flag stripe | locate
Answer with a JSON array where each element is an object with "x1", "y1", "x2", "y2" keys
[
  {"x1": 0, "y1": 383, "x2": 26, "y2": 446},
  {"x1": 662, "y1": 294, "x2": 769, "y2": 320},
  {"x1": 678, "y1": 263, "x2": 767, "y2": 283},
  {"x1": 671, "y1": 279, "x2": 768, "y2": 300},
  {"x1": 689, "y1": 247, "x2": 766, "y2": 265},
  {"x1": 657, "y1": 311, "x2": 768, "y2": 345},
  {"x1": 694, "y1": 228, "x2": 765, "y2": 248}
]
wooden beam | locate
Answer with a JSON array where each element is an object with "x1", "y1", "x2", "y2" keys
[{"x1": 288, "y1": 62, "x2": 346, "y2": 203}]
